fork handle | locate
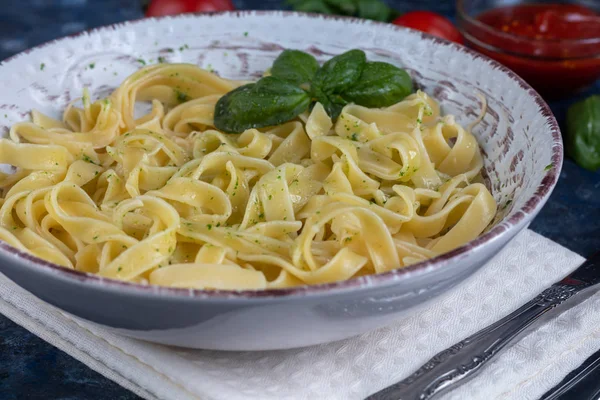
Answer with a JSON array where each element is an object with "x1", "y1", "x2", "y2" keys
[{"x1": 366, "y1": 283, "x2": 590, "y2": 400}]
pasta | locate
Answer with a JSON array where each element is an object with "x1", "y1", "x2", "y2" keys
[{"x1": 0, "y1": 63, "x2": 497, "y2": 290}]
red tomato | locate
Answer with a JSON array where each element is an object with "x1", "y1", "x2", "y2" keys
[
  {"x1": 146, "y1": 0, "x2": 235, "y2": 17},
  {"x1": 393, "y1": 11, "x2": 464, "y2": 44}
]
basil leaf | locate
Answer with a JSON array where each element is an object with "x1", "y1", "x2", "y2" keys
[
  {"x1": 313, "y1": 87, "x2": 348, "y2": 120},
  {"x1": 567, "y1": 95, "x2": 600, "y2": 171},
  {"x1": 287, "y1": 0, "x2": 398, "y2": 21},
  {"x1": 323, "y1": 99, "x2": 346, "y2": 121},
  {"x1": 312, "y1": 49, "x2": 366, "y2": 95},
  {"x1": 214, "y1": 77, "x2": 311, "y2": 134},
  {"x1": 271, "y1": 49, "x2": 320, "y2": 86},
  {"x1": 325, "y1": 0, "x2": 358, "y2": 15},
  {"x1": 286, "y1": 0, "x2": 334, "y2": 14},
  {"x1": 341, "y1": 61, "x2": 413, "y2": 108},
  {"x1": 356, "y1": 0, "x2": 392, "y2": 22}
]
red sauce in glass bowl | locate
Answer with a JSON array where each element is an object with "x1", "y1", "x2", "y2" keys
[
  {"x1": 479, "y1": 4, "x2": 600, "y2": 41},
  {"x1": 459, "y1": 3, "x2": 600, "y2": 98}
]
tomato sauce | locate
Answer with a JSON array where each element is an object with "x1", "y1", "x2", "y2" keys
[
  {"x1": 478, "y1": 4, "x2": 600, "y2": 41},
  {"x1": 460, "y1": 3, "x2": 600, "y2": 98}
]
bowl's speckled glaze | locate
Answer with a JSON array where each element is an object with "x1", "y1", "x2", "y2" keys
[{"x1": 0, "y1": 11, "x2": 561, "y2": 350}]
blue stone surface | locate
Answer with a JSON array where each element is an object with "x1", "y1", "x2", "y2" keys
[{"x1": 0, "y1": 1, "x2": 598, "y2": 399}]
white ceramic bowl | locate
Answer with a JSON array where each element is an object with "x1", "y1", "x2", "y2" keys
[{"x1": 0, "y1": 11, "x2": 562, "y2": 350}]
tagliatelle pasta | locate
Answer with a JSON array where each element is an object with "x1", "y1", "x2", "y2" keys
[{"x1": 0, "y1": 63, "x2": 497, "y2": 290}]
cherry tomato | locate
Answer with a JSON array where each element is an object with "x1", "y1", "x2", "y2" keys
[
  {"x1": 393, "y1": 11, "x2": 464, "y2": 44},
  {"x1": 146, "y1": 0, "x2": 235, "y2": 17}
]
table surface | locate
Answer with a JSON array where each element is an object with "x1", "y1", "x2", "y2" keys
[{"x1": 0, "y1": 1, "x2": 599, "y2": 399}]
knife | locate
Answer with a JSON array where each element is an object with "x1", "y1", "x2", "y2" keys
[
  {"x1": 366, "y1": 252, "x2": 600, "y2": 400},
  {"x1": 539, "y1": 345, "x2": 600, "y2": 400}
]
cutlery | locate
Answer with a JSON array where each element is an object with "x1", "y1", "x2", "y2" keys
[
  {"x1": 540, "y1": 345, "x2": 600, "y2": 400},
  {"x1": 367, "y1": 252, "x2": 600, "y2": 400}
]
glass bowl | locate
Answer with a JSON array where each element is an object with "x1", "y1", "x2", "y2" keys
[{"x1": 457, "y1": 0, "x2": 600, "y2": 99}]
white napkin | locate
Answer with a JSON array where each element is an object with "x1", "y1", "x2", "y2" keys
[{"x1": 2, "y1": 229, "x2": 599, "y2": 400}]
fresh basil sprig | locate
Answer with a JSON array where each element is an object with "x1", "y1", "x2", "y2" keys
[
  {"x1": 213, "y1": 48, "x2": 413, "y2": 133},
  {"x1": 312, "y1": 49, "x2": 366, "y2": 94},
  {"x1": 313, "y1": 88, "x2": 348, "y2": 120},
  {"x1": 214, "y1": 77, "x2": 311, "y2": 134},
  {"x1": 310, "y1": 49, "x2": 367, "y2": 119},
  {"x1": 566, "y1": 95, "x2": 600, "y2": 171},
  {"x1": 356, "y1": 0, "x2": 393, "y2": 22},
  {"x1": 287, "y1": 0, "x2": 397, "y2": 22},
  {"x1": 341, "y1": 61, "x2": 413, "y2": 108},
  {"x1": 271, "y1": 49, "x2": 320, "y2": 86}
]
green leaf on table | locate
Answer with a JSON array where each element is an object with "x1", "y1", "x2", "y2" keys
[
  {"x1": 325, "y1": 0, "x2": 358, "y2": 15},
  {"x1": 341, "y1": 61, "x2": 413, "y2": 108},
  {"x1": 356, "y1": 0, "x2": 392, "y2": 22},
  {"x1": 566, "y1": 95, "x2": 600, "y2": 171},
  {"x1": 214, "y1": 77, "x2": 311, "y2": 134},
  {"x1": 286, "y1": 0, "x2": 334, "y2": 14},
  {"x1": 312, "y1": 49, "x2": 366, "y2": 95},
  {"x1": 286, "y1": 0, "x2": 397, "y2": 21},
  {"x1": 271, "y1": 49, "x2": 320, "y2": 86}
]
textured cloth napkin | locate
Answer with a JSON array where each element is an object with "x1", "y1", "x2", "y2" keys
[{"x1": 2, "y1": 229, "x2": 599, "y2": 400}]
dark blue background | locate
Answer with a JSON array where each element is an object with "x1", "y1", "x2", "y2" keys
[{"x1": 0, "y1": 1, "x2": 598, "y2": 399}]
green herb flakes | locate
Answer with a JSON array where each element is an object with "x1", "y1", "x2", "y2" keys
[{"x1": 174, "y1": 89, "x2": 190, "y2": 103}]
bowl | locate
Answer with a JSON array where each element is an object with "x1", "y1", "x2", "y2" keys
[
  {"x1": 457, "y1": 0, "x2": 600, "y2": 99},
  {"x1": 0, "y1": 11, "x2": 562, "y2": 350}
]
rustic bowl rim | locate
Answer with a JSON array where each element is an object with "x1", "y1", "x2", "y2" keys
[{"x1": 0, "y1": 10, "x2": 563, "y2": 300}]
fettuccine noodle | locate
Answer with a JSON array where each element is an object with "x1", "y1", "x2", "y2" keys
[{"x1": 0, "y1": 63, "x2": 497, "y2": 290}]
